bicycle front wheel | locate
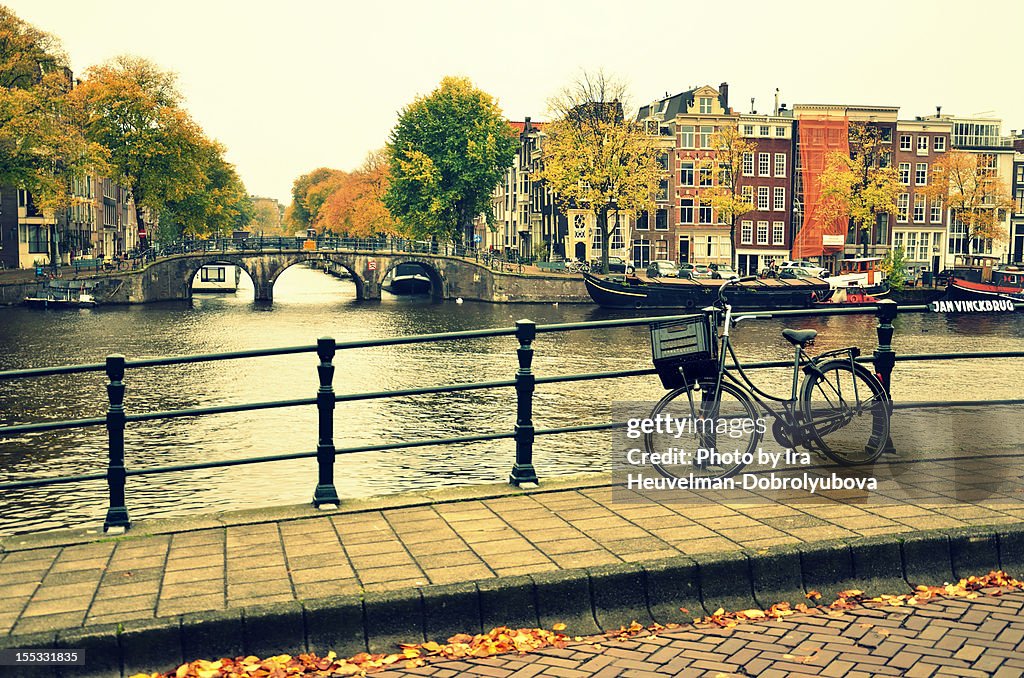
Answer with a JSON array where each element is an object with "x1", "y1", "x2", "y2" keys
[
  {"x1": 644, "y1": 379, "x2": 761, "y2": 480},
  {"x1": 800, "y1": 361, "x2": 890, "y2": 465}
]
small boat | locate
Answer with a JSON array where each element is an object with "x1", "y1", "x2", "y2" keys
[
  {"x1": 24, "y1": 281, "x2": 99, "y2": 309},
  {"x1": 193, "y1": 264, "x2": 241, "y2": 292},
  {"x1": 945, "y1": 255, "x2": 1024, "y2": 302},
  {"x1": 824, "y1": 257, "x2": 887, "y2": 293},
  {"x1": 815, "y1": 284, "x2": 886, "y2": 307},
  {"x1": 383, "y1": 263, "x2": 431, "y2": 295},
  {"x1": 582, "y1": 272, "x2": 831, "y2": 310}
]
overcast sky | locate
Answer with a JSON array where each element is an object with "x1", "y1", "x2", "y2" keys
[{"x1": 8, "y1": 0, "x2": 1023, "y2": 205}]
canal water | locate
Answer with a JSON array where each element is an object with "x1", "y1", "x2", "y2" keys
[{"x1": 1, "y1": 265, "x2": 1022, "y2": 535}]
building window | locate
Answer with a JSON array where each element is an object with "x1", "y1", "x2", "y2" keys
[
  {"x1": 880, "y1": 128, "x2": 893, "y2": 143},
  {"x1": 773, "y1": 187, "x2": 785, "y2": 211},
  {"x1": 699, "y1": 97, "x2": 712, "y2": 114},
  {"x1": 657, "y1": 179, "x2": 669, "y2": 200},
  {"x1": 741, "y1": 185, "x2": 753, "y2": 205},
  {"x1": 698, "y1": 167, "x2": 713, "y2": 186},
  {"x1": 897, "y1": 193, "x2": 909, "y2": 223},
  {"x1": 930, "y1": 199, "x2": 943, "y2": 224},
  {"x1": 757, "y1": 186, "x2": 769, "y2": 210},
  {"x1": 654, "y1": 239, "x2": 668, "y2": 259},
  {"x1": 680, "y1": 161, "x2": 694, "y2": 186},
  {"x1": 775, "y1": 126, "x2": 786, "y2": 137},
  {"x1": 774, "y1": 153, "x2": 786, "y2": 177},
  {"x1": 657, "y1": 153, "x2": 669, "y2": 170},
  {"x1": 741, "y1": 221, "x2": 753, "y2": 245},
  {"x1": 655, "y1": 209, "x2": 668, "y2": 231},
  {"x1": 934, "y1": 136, "x2": 946, "y2": 152},
  {"x1": 772, "y1": 221, "x2": 785, "y2": 245},
  {"x1": 680, "y1": 125, "x2": 694, "y2": 148},
  {"x1": 880, "y1": 151, "x2": 892, "y2": 168},
  {"x1": 917, "y1": 136, "x2": 929, "y2": 155},
  {"x1": 632, "y1": 239, "x2": 651, "y2": 267},
  {"x1": 979, "y1": 153, "x2": 997, "y2": 177},
  {"x1": 899, "y1": 163, "x2": 911, "y2": 184},
  {"x1": 742, "y1": 153, "x2": 754, "y2": 176},
  {"x1": 635, "y1": 211, "x2": 649, "y2": 230},
  {"x1": 758, "y1": 153, "x2": 770, "y2": 177},
  {"x1": 698, "y1": 200, "x2": 712, "y2": 224},
  {"x1": 760, "y1": 125, "x2": 769, "y2": 136},
  {"x1": 756, "y1": 221, "x2": 769, "y2": 245},
  {"x1": 913, "y1": 194, "x2": 926, "y2": 223},
  {"x1": 900, "y1": 134, "x2": 912, "y2": 151},
  {"x1": 743, "y1": 124, "x2": 754, "y2": 135},
  {"x1": 699, "y1": 125, "x2": 713, "y2": 149},
  {"x1": 680, "y1": 198, "x2": 694, "y2": 224},
  {"x1": 915, "y1": 163, "x2": 928, "y2": 185},
  {"x1": 27, "y1": 224, "x2": 48, "y2": 253}
]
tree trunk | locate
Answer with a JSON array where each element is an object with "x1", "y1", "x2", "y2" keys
[
  {"x1": 598, "y1": 208, "x2": 609, "y2": 274},
  {"x1": 729, "y1": 216, "x2": 737, "y2": 271}
]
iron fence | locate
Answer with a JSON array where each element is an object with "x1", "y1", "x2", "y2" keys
[{"x1": 1, "y1": 301, "x2": 1023, "y2": 532}]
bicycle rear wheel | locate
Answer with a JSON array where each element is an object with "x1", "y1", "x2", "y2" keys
[
  {"x1": 800, "y1": 361, "x2": 890, "y2": 465},
  {"x1": 644, "y1": 379, "x2": 761, "y2": 480}
]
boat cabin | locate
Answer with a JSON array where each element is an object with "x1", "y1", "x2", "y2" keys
[
  {"x1": 950, "y1": 255, "x2": 1023, "y2": 287},
  {"x1": 827, "y1": 257, "x2": 885, "y2": 288}
]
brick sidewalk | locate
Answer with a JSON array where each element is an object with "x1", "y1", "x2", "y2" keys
[
  {"x1": 375, "y1": 591, "x2": 1024, "y2": 677},
  {"x1": 2, "y1": 471, "x2": 1024, "y2": 640}
]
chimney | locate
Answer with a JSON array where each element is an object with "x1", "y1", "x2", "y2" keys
[
  {"x1": 774, "y1": 88, "x2": 780, "y2": 116},
  {"x1": 750, "y1": 97, "x2": 755, "y2": 114},
  {"x1": 718, "y1": 82, "x2": 729, "y2": 110},
  {"x1": 936, "y1": 105, "x2": 942, "y2": 117}
]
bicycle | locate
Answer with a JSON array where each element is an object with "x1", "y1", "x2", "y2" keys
[
  {"x1": 565, "y1": 259, "x2": 591, "y2": 274},
  {"x1": 645, "y1": 277, "x2": 891, "y2": 480}
]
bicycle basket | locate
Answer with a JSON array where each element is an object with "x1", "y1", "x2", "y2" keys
[{"x1": 650, "y1": 314, "x2": 718, "y2": 389}]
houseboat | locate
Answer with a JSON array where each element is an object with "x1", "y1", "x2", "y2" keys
[
  {"x1": 824, "y1": 257, "x2": 888, "y2": 294},
  {"x1": 945, "y1": 255, "x2": 1024, "y2": 302},
  {"x1": 24, "y1": 280, "x2": 99, "y2": 309},
  {"x1": 582, "y1": 272, "x2": 831, "y2": 310},
  {"x1": 383, "y1": 263, "x2": 431, "y2": 295},
  {"x1": 193, "y1": 264, "x2": 241, "y2": 292}
]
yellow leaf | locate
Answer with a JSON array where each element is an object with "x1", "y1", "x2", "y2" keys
[{"x1": 552, "y1": 622, "x2": 567, "y2": 631}]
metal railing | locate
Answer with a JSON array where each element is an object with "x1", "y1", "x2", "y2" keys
[{"x1": 1, "y1": 301, "x2": 1023, "y2": 532}]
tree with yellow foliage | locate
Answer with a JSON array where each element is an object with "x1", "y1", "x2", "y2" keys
[
  {"x1": 541, "y1": 71, "x2": 661, "y2": 274},
  {"x1": 318, "y1": 150, "x2": 402, "y2": 238},
  {"x1": 701, "y1": 126, "x2": 756, "y2": 270},
  {"x1": 921, "y1": 151, "x2": 1014, "y2": 250},
  {"x1": 817, "y1": 123, "x2": 902, "y2": 256}
]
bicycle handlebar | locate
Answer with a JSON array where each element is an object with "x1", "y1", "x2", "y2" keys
[{"x1": 716, "y1": 275, "x2": 758, "y2": 305}]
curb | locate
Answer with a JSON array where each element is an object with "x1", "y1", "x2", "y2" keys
[{"x1": 3, "y1": 524, "x2": 1023, "y2": 677}]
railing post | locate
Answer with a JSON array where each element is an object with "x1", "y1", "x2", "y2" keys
[
  {"x1": 874, "y1": 300, "x2": 898, "y2": 454},
  {"x1": 313, "y1": 337, "x2": 340, "y2": 508},
  {"x1": 509, "y1": 320, "x2": 539, "y2": 486},
  {"x1": 104, "y1": 355, "x2": 130, "y2": 532}
]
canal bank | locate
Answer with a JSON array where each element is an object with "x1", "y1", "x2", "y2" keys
[{"x1": 2, "y1": 471, "x2": 1024, "y2": 677}]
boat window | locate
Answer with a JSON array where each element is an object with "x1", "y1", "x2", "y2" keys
[{"x1": 201, "y1": 267, "x2": 226, "y2": 282}]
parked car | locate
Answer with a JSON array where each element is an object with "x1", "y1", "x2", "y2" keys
[
  {"x1": 780, "y1": 261, "x2": 828, "y2": 277},
  {"x1": 646, "y1": 260, "x2": 679, "y2": 278},
  {"x1": 679, "y1": 263, "x2": 712, "y2": 279},
  {"x1": 779, "y1": 267, "x2": 816, "y2": 280},
  {"x1": 711, "y1": 265, "x2": 739, "y2": 280},
  {"x1": 592, "y1": 255, "x2": 631, "y2": 273}
]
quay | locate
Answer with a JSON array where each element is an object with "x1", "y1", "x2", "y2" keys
[{"x1": 3, "y1": 471, "x2": 1024, "y2": 677}]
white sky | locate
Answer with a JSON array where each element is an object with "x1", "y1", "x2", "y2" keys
[{"x1": 8, "y1": 0, "x2": 1023, "y2": 204}]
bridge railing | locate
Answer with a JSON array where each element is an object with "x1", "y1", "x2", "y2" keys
[{"x1": 1, "y1": 302, "x2": 1023, "y2": 533}]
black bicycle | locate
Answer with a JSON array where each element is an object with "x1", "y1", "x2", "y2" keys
[{"x1": 645, "y1": 277, "x2": 891, "y2": 480}]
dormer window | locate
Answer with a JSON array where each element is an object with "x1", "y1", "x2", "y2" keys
[{"x1": 699, "y1": 97, "x2": 712, "y2": 114}]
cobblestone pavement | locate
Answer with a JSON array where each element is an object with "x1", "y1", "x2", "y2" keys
[
  {"x1": 2, "y1": 468, "x2": 1024, "y2": 637},
  {"x1": 374, "y1": 590, "x2": 1024, "y2": 678}
]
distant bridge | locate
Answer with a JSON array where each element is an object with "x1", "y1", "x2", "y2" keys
[{"x1": 83, "y1": 239, "x2": 584, "y2": 305}]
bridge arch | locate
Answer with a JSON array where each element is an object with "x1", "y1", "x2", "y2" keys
[
  {"x1": 183, "y1": 256, "x2": 257, "y2": 299},
  {"x1": 261, "y1": 254, "x2": 369, "y2": 302},
  {"x1": 378, "y1": 257, "x2": 447, "y2": 302}
]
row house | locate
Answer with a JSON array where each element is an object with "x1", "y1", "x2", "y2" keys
[
  {"x1": 790, "y1": 104, "x2": 898, "y2": 269},
  {"x1": 891, "y1": 116, "x2": 952, "y2": 278},
  {"x1": 485, "y1": 118, "x2": 566, "y2": 261},
  {"x1": 0, "y1": 177, "x2": 138, "y2": 270},
  {"x1": 1013, "y1": 132, "x2": 1024, "y2": 263}
]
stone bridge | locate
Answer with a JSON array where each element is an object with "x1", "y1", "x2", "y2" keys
[{"x1": 87, "y1": 249, "x2": 588, "y2": 305}]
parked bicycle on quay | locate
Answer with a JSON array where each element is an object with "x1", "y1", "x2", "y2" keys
[{"x1": 644, "y1": 277, "x2": 892, "y2": 480}]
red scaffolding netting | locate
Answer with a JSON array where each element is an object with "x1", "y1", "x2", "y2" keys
[{"x1": 792, "y1": 116, "x2": 850, "y2": 260}]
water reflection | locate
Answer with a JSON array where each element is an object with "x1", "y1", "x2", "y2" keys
[{"x1": 1, "y1": 264, "x2": 1023, "y2": 534}]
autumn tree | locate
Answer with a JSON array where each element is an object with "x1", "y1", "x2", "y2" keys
[
  {"x1": 318, "y1": 149, "x2": 402, "y2": 237},
  {"x1": 159, "y1": 137, "x2": 253, "y2": 238},
  {"x1": 817, "y1": 123, "x2": 902, "y2": 256},
  {"x1": 922, "y1": 151, "x2": 1014, "y2": 252},
  {"x1": 701, "y1": 126, "x2": 755, "y2": 270},
  {"x1": 385, "y1": 76, "x2": 517, "y2": 244},
  {"x1": 0, "y1": 9, "x2": 107, "y2": 268},
  {"x1": 72, "y1": 56, "x2": 217, "y2": 248},
  {"x1": 250, "y1": 200, "x2": 284, "y2": 236},
  {"x1": 541, "y1": 71, "x2": 661, "y2": 274},
  {"x1": 284, "y1": 167, "x2": 345, "y2": 233}
]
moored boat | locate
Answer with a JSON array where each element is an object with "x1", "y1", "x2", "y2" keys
[
  {"x1": 193, "y1": 264, "x2": 241, "y2": 292},
  {"x1": 23, "y1": 281, "x2": 99, "y2": 309},
  {"x1": 583, "y1": 272, "x2": 831, "y2": 310},
  {"x1": 383, "y1": 263, "x2": 431, "y2": 295},
  {"x1": 943, "y1": 255, "x2": 1024, "y2": 302}
]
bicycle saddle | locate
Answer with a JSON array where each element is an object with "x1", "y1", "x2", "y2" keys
[{"x1": 781, "y1": 329, "x2": 817, "y2": 347}]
